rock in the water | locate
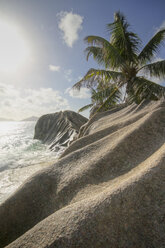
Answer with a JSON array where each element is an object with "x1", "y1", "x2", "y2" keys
[
  {"x1": 0, "y1": 100, "x2": 165, "y2": 248},
  {"x1": 34, "y1": 110, "x2": 88, "y2": 150}
]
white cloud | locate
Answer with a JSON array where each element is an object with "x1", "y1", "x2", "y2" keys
[
  {"x1": 65, "y1": 87, "x2": 90, "y2": 99},
  {"x1": 0, "y1": 83, "x2": 69, "y2": 120},
  {"x1": 49, "y1": 64, "x2": 60, "y2": 72},
  {"x1": 58, "y1": 11, "x2": 83, "y2": 47}
]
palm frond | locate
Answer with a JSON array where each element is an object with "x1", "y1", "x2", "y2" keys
[
  {"x1": 94, "y1": 83, "x2": 122, "y2": 103},
  {"x1": 84, "y1": 35, "x2": 112, "y2": 47},
  {"x1": 78, "y1": 104, "x2": 93, "y2": 113},
  {"x1": 84, "y1": 36, "x2": 126, "y2": 69},
  {"x1": 140, "y1": 60, "x2": 165, "y2": 78},
  {"x1": 85, "y1": 46, "x2": 107, "y2": 67},
  {"x1": 130, "y1": 76, "x2": 165, "y2": 103},
  {"x1": 138, "y1": 29, "x2": 165, "y2": 64},
  {"x1": 72, "y1": 69, "x2": 125, "y2": 90},
  {"x1": 78, "y1": 83, "x2": 121, "y2": 113},
  {"x1": 95, "y1": 83, "x2": 123, "y2": 113},
  {"x1": 107, "y1": 11, "x2": 140, "y2": 62},
  {"x1": 73, "y1": 68, "x2": 100, "y2": 90}
]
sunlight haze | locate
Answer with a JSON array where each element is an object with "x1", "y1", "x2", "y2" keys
[{"x1": 0, "y1": 19, "x2": 30, "y2": 73}]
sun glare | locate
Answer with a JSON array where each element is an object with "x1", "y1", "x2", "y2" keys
[{"x1": 0, "y1": 20, "x2": 30, "y2": 73}]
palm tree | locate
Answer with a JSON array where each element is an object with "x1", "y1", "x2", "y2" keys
[
  {"x1": 78, "y1": 82, "x2": 122, "y2": 116},
  {"x1": 73, "y1": 11, "x2": 165, "y2": 110}
]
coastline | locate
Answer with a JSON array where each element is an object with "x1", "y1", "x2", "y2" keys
[
  {"x1": 0, "y1": 100, "x2": 165, "y2": 247},
  {"x1": 0, "y1": 159, "x2": 58, "y2": 204}
]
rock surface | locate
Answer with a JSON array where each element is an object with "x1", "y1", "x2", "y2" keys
[
  {"x1": 33, "y1": 110, "x2": 88, "y2": 150},
  {"x1": 0, "y1": 100, "x2": 165, "y2": 248}
]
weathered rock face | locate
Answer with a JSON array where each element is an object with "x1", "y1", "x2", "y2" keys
[
  {"x1": 0, "y1": 100, "x2": 165, "y2": 248},
  {"x1": 34, "y1": 110, "x2": 88, "y2": 150}
]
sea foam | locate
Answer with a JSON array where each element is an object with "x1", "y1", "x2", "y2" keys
[{"x1": 0, "y1": 121, "x2": 62, "y2": 204}]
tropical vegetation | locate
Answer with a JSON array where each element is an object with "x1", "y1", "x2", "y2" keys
[
  {"x1": 73, "y1": 11, "x2": 165, "y2": 113},
  {"x1": 78, "y1": 81, "x2": 121, "y2": 115}
]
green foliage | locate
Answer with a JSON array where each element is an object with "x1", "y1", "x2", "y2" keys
[
  {"x1": 73, "y1": 11, "x2": 165, "y2": 113},
  {"x1": 78, "y1": 82, "x2": 122, "y2": 115},
  {"x1": 107, "y1": 11, "x2": 141, "y2": 62},
  {"x1": 138, "y1": 30, "x2": 165, "y2": 65},
  {"x1": 78, "y1": 103, "x2": 93, "y2": 113}
]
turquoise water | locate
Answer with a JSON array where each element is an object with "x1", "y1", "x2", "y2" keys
[{"x1": 0, "y1": 121, "x2": 61, "y2": 203}]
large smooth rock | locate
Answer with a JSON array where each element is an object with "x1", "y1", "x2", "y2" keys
[
  {"x1": 34, "y1": 110, "x2": 88, "y2": 150},
  {"x1": 0, "y1": 100, "x2": 165, "y2": 248}
]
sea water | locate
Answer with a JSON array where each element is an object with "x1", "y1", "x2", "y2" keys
[{"x1": 0, "y1": 121, "x2": 62, "y2": 204}]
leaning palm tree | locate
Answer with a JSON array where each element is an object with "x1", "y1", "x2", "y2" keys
[
  {"x1": 73, "y1": 11, "x2": 165, "y2": 110},
  {"x1": 78, "y1": 82, "x2": 122, "y2": 116}
]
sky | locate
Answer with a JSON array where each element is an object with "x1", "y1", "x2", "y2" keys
[{"x1": 0, "y1": 0, "x2": 165, "y2": 120}]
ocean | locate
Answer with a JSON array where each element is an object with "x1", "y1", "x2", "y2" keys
[{"x1": 0, "y1": 121, "x2": 62, "y2": 204}]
